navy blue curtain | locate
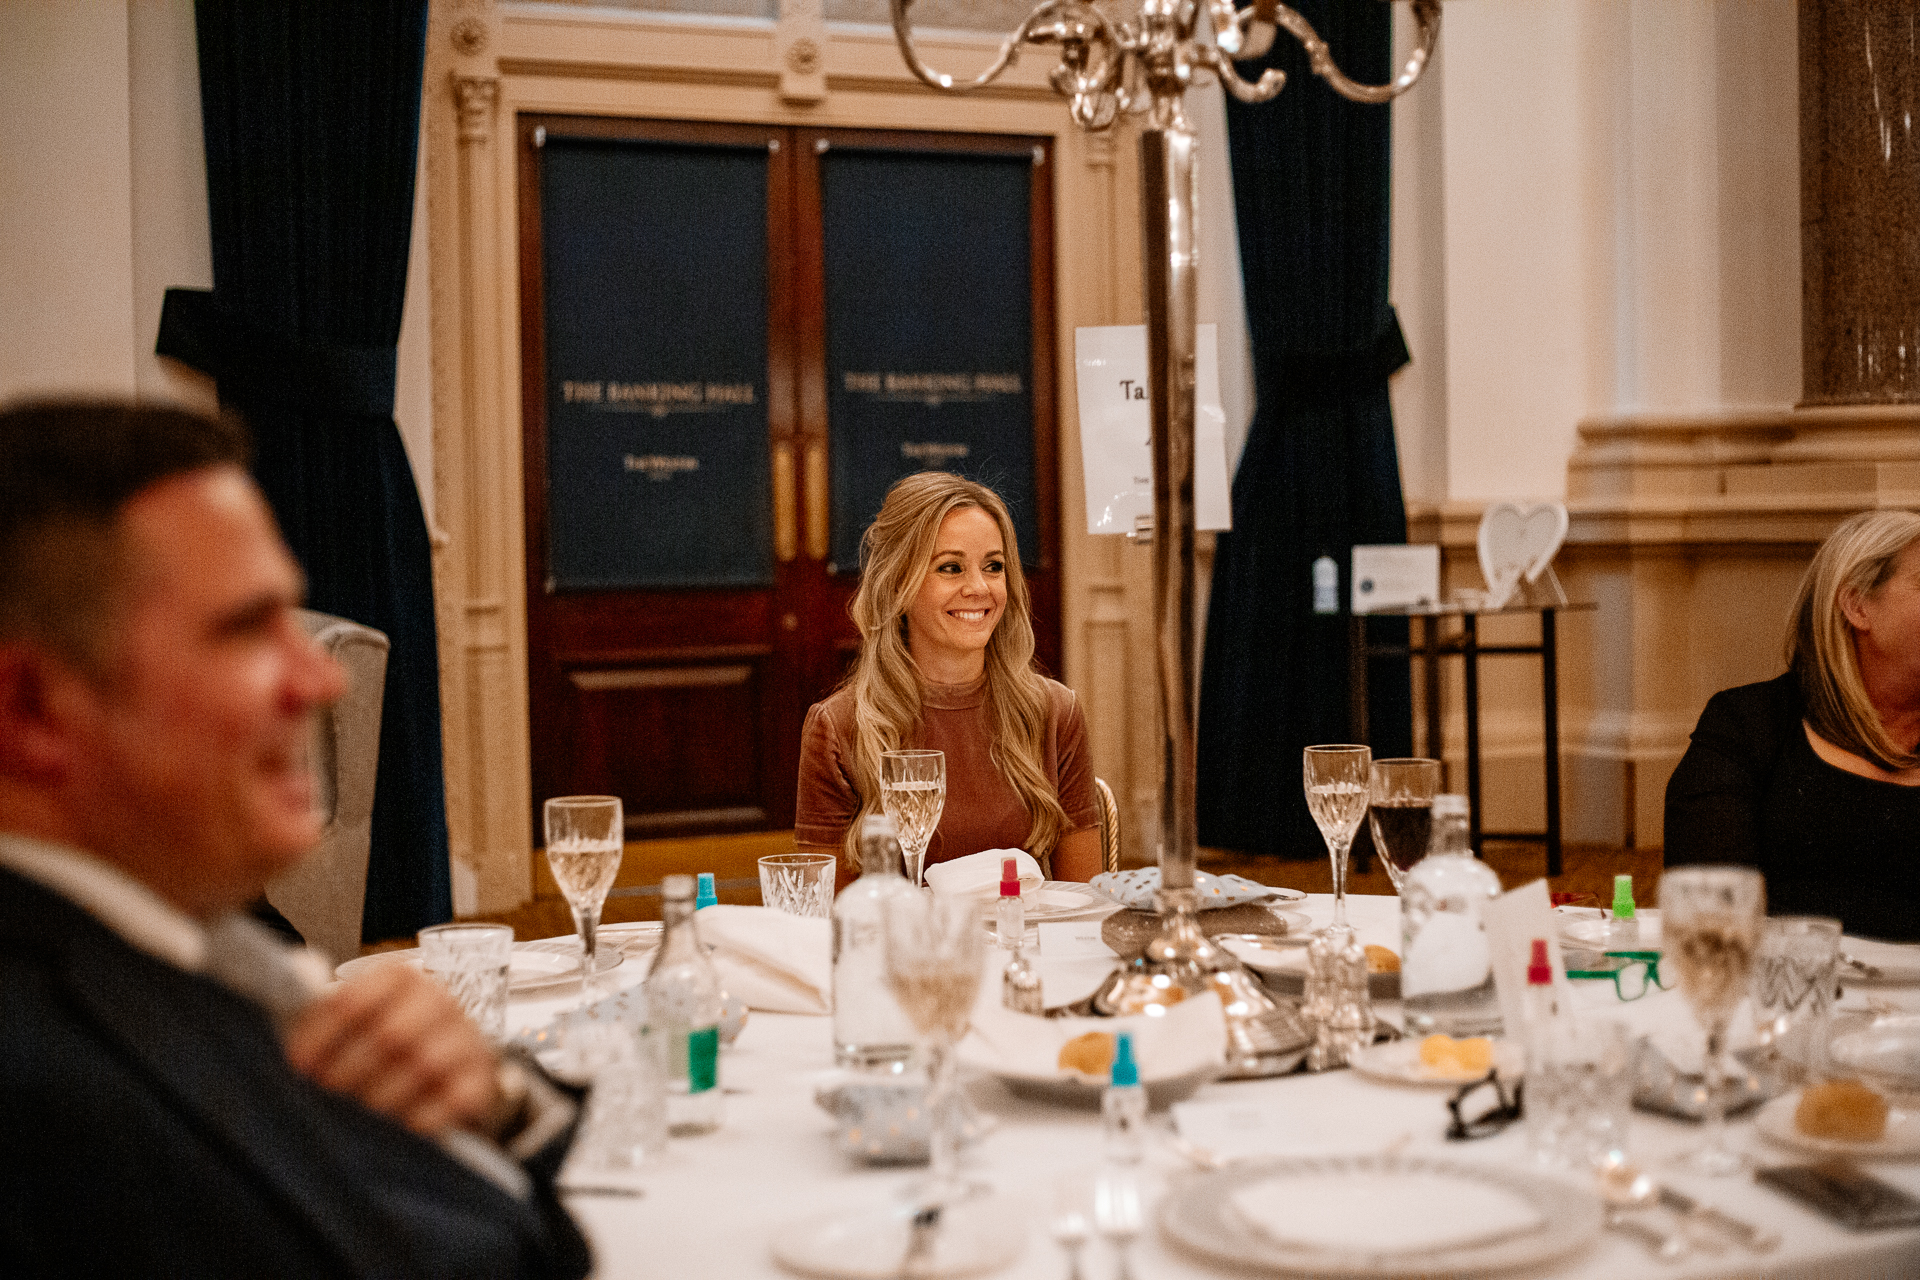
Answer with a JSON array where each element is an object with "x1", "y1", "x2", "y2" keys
[
  {"x1": 159, "y1": 0, "x2": 449, "y2": 940},
  {"x1": 1197, "y1": 0, "x2": 1414, "y2": 857}
]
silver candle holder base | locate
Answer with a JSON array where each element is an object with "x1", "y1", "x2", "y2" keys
[{"x1": 1088, "y1": 888, "x2": 1311, "y2": 1077}]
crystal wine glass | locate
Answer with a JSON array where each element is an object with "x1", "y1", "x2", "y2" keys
[
  {"x1": 881, "y1": 749, "x2": 945, "y2": 888},
  {"x1": 1304, "y1": 745, "x2": 1371, "y2": 930},
  {"x1": 543, "y1": 795, "x2": 624, "y2": 1004},
  {"x1": 883, "y1": 890, "x2": 985, "y2": 1205},
  {"x1": 1662, "y1": 865, "x2": 1765, "y2": 1175},
  {"x1": 1367, "y1": 757, "x2": 1442, "y2": 894}
]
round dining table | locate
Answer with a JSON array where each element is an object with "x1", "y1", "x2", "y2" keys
[{"x1": 509, "y1": 892, "x2": 1920, "y2": 1279}]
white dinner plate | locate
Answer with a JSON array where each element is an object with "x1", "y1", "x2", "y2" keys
[
  {"x1": 1348, "y1": 1037, "x2": 1525, "y2": 1088},
  {"x1": 769, "y1": 1194, "x2": 1024, "y2": 1279},
  {"x1": 1841, "y1": 936, "x2": 1920, "y2": 986},
  {"x1": 334, "y1": 940, "x2": 623, "y2": 994},
  {"x1": 1220, "y1": 924, "x2": 1400, "y2": 1001},
  {"x1": 1158, "y1": 1154, "x2": 1600, "y2": 1278},
  {"x1": 1754, "y1": 1090, "x2": 1920, "y2": 1160},
  {"x1": 978, "y1": 881, "x2": 1120, "y2": 924},
  {"x1": 1556, "y1": 907, "x2": 1662, "y2": 951}
]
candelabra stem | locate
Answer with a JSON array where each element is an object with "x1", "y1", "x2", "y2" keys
[{"x1": 1143, "y1": 124, "x2": 1200, "y2": 895}]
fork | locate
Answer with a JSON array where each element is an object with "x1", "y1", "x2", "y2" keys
[{"x1": 1095, "y1": 1174, "x2": 1144, "y2": 1280}]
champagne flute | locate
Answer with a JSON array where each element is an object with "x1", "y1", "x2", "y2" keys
[
  {"x1": 1367, "y1": 757, "x2": 1442, "y2": 893},
  {"x1": 881, "y1": 749, "x2": 945, "y2": 888},
  {"x1": 544, "y1": 795, "x2": 624, "y2": 1003},
  {"x1": 1304, "y1": 745, "x2": 1371, "y2": 930},
  {"x1": 1662, "y1": 865, "x2": 1765, "y2": 1175},
  {"x1": 883, "y1": 890, "x2": 985, "y2": 1206}
]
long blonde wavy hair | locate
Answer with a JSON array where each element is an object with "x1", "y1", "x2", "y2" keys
[
  {"x1": 840, "y1": 473, "x2": 1067, "y2": 868},
  {"x1": 1787, "y1": 508, "x2": 1920, "y2": 771}
]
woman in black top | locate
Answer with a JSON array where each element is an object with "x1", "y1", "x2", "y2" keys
[{"x1": 1666, "y1": 510, "x2": 1920, "y2": 941}]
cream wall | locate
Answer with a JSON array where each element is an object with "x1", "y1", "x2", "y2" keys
[{"x1": 0, "y1": 0, "x2": 437, "y2": 503}]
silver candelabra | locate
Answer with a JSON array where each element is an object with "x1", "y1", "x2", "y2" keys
[{"x1": 891, "y1": 0, "x2": 1441, "y2": 1073}]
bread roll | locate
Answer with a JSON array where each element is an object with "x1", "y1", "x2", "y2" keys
[
  {"x1": 1058, "y1": 1031, "x2": 1116, "y2": 1078},
  {"x1": 1796, "y1": 1078, "x2": 1889, "y2": 1143}
]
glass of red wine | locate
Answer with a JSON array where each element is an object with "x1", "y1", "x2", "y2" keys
[{"x1": 1366, "y1": 758, "x2": 1442, "y2": 894}]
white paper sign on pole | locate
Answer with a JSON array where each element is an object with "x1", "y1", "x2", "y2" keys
[{"x1": 1075, "y1": 324, "x2": 1232, "y2": 535}]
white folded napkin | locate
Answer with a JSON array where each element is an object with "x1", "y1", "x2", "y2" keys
[
  {"x1": 925, "y1": 848, "x2": 1044, "y2": 898},
  {"x1": 694, "y1": 904, "x2": 831, "y2": 1016},
  {"x1": 960, "y1": 989, "x2": 1225, "y2": 1082},
  {"x1": 1228, "y1": 1170, "x2": 1542, "y2": 1255}
]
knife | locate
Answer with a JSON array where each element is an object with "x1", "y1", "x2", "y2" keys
[{"x1": 1658, "y1": 1186, "x2": 1781, "y2": 1252}]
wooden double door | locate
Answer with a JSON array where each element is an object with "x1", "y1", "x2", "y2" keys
[{"x1": 518, "y1": 116, "x2": 1061, "y2": 841}]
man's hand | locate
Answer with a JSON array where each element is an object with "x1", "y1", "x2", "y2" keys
[{"x1": 284, "y1": 961, "x2": 501, "y2": 1137}]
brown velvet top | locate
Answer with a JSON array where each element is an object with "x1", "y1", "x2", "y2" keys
[{"x1": 794, "y1": 674, "x2": 1098, "y2": 868}]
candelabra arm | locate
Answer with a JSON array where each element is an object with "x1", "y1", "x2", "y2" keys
[
  {"x1": 891, "y1": 0, "x2": 1120, "y2": 94},
  {"x1": 1261, "y1": 0, "x2": 1440, "y2": 105},
  {"x1": 1197, "y1": 45, "x2": 1286, "y2": 105}
]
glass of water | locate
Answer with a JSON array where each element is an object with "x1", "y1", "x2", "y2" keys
[
  {"x1": 418, "y1": 922, "x2": 513, "y2": 1041},
  {"x1": 880, "y1": 749, "x2": 945, "y2": 888},
  {"x1": 759, "y1": 852, "x2": 837, "y2": 917},
  {"x1": 1751, "y1": 915, "x2": 1841, "y2": 1079}
]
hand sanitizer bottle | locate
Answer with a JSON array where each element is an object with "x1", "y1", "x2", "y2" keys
[
  {"x1": 996, "y1": 857, "x2": 1025, "y2": 949},
  {"x1": 1102, "y1": 1031, "x2": 1147, "y2": 1164},
  {"x1": 1401, "y1": 794, "x2": 1504, "y2": 1036},
  {"x1": 1605, "y1": 874, "x2": 1639, "y2": 950}
]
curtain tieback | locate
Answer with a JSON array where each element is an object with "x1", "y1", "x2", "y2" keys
[
  {"x1": 1261, "y1": 308, "x2": 1411, "y2": 397},
  {"x1": 156, "y1": 287, "x2": 398, "y2": 419}
]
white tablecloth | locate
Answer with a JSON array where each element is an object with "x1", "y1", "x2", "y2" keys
[{"x1": 512, "y1": 894, "x2": 1920, "y2": 1279}]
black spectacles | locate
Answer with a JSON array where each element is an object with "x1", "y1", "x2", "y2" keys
[{"x1": 1445, "y1": 1069, "x2": 1524, "y2": 1141}]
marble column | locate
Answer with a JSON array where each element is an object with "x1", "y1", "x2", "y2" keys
[{"x1": 1802, "y1": 0, "x2": 1920, "y2": 405}]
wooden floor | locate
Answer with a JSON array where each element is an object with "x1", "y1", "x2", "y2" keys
[{"x1": 427, "y1": 828, "x2": 1666, "y2": 953}]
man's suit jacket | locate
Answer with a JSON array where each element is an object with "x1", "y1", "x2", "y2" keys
[{"x1": 0, "y1": 867, "x2": 593, "y2": 1279}]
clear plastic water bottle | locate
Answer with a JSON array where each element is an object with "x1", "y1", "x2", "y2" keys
[
  {"x1": 831, "y1": 814, "x2": 919, "y2": 1069},
  {"x1": 644, "y1": 874, "x2": 724, "y2": 1134},
  {"x1": 1400, "y1": 795, "x2": 1504, "y2": 1036}
]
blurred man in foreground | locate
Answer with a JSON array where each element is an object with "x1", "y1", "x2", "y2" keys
[{"x1": 0, "y1": 401, "x2": 590, "y2": 1278}]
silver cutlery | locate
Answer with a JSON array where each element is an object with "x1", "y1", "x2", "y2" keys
[
  {"x1": 898, "y1": 1204, "x2": 941, "y2": 1280},
  {"x1": 1842, "y1": 952, "x2": 1884, "y2": 981},
  {"x1": 1095, "y1": 1175, "x2": 1144, "y2": 1280},
  {"x1": 1657, "y1": 1185, "x2": 1781, "y2": 1252},
  {"x1": 1049, "y1": 1201, "x2": 1091, "y2": 1280},
  {"x1": 1598, "y1": 1158, "x2": 1689, "y2": 1261}
]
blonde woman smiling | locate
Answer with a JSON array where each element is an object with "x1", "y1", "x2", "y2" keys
[{"x1": 795, "y1": 473, "x2": 1101, "y2": 886}]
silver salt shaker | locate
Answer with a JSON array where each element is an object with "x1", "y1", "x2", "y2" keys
[
  {"x1": 1304, "y1": 924, "x2": 1375, "y2": 1070},
  {"x1": 1003, "y1": 945, "x2": 1043, "y2": 1015}
]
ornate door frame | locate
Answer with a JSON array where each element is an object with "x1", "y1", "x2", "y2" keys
[{"x1": 424, "y1": 0, "x2": 1158, "y2": 910}]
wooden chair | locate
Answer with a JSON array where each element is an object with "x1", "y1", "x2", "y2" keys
[{"x1": 1094, "y1": 777, "x2": 1121, "y2": 874}]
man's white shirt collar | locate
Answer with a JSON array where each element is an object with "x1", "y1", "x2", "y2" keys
[{"x1": 0, "y1": 832, "x2": 210, "y2": 972}]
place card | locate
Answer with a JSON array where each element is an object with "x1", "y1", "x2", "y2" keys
[
  {"x1": 1038, "y1": 921, "x2": 1115, "y2": 960},
  {"x1": 1075, "y1": 323, "x2": 1233, "y2": 535},
  {"x1": 1482, "y1": 878, "x2": 1572, "y2": 1036}
]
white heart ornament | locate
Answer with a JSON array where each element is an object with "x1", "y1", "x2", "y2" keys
[{"x1": 1477, "y1": 501, "x2": 1567, "y2": 609}]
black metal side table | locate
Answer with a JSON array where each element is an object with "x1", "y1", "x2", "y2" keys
[{"x1": 1348, "y1": 602, "x2": 1594, "y2": 878}]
